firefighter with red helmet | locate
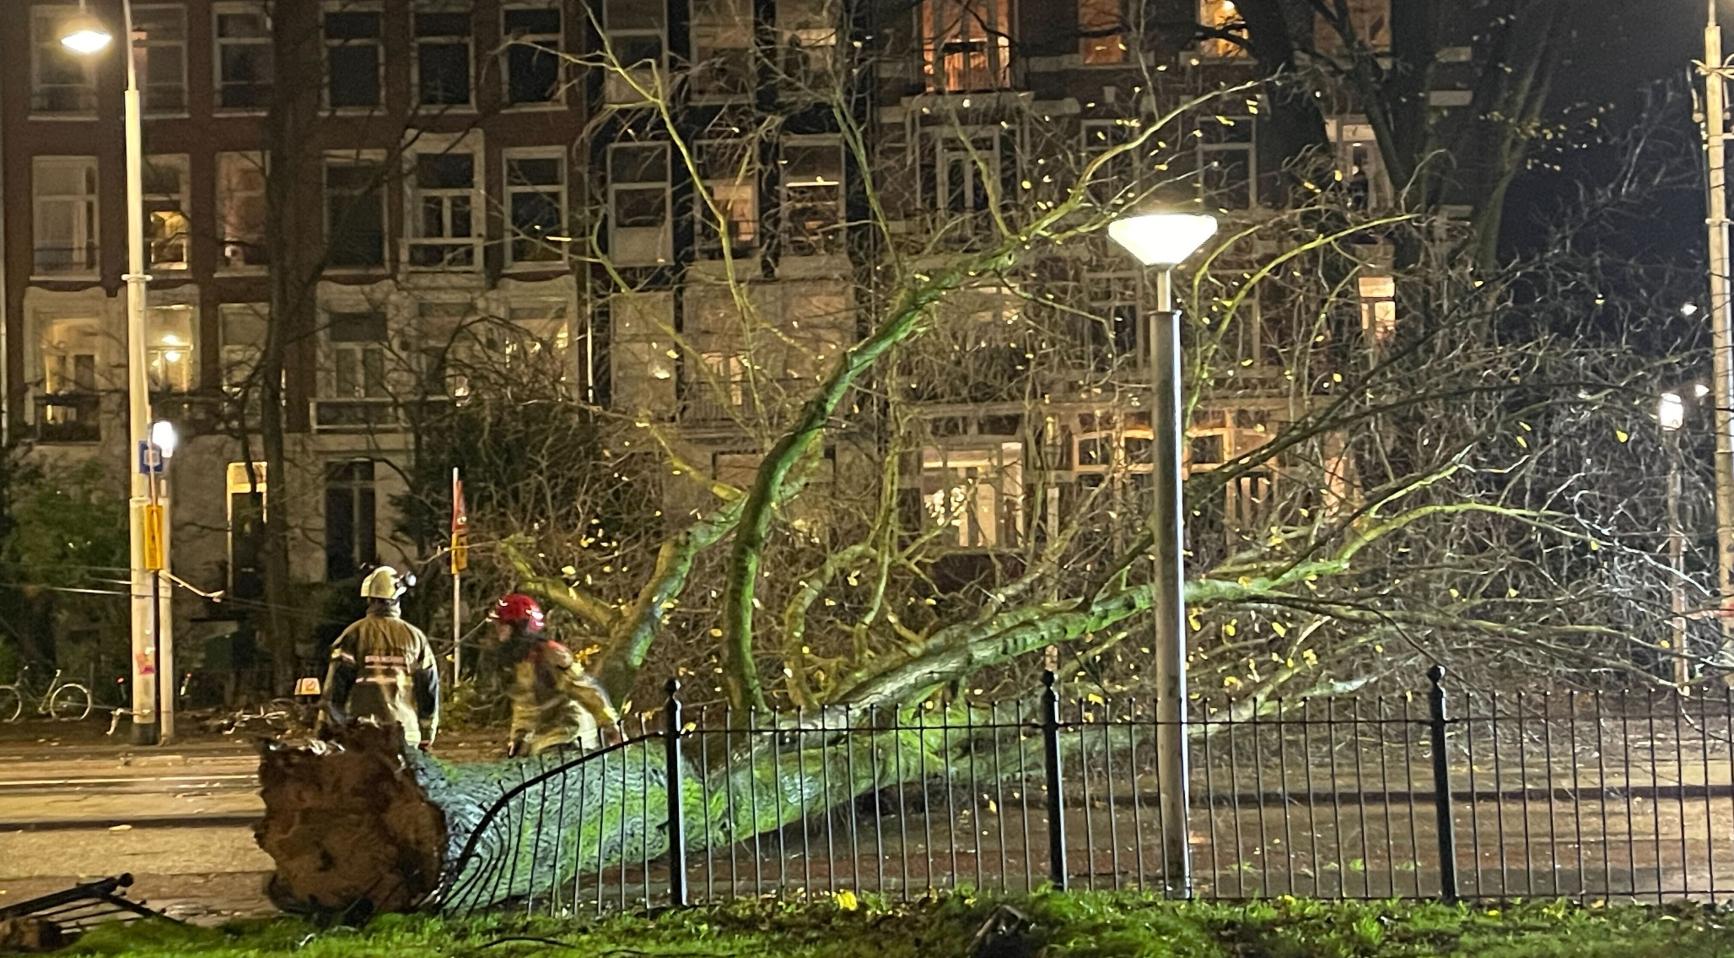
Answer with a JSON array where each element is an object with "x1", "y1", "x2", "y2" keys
[{"x1": 489, "y1": 592, "x2": 619, "y2": 757}]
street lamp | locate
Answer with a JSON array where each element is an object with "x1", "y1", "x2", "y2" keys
[
  {"x1": 62, "y1": 1, "x2": 174, "y2": 744},
  {"x1": 1699, "y1": 0, "x2": 1734, "y2": 643},
  {"x1": 1109, "y1": 209, "x2": 1218, "y2": 898},
  {"x1": 1661, "y1": 389, "x2": 1700, "y2": 690}
]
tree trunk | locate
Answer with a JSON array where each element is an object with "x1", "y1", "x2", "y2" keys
[{"x1": 256, "y1": 720, "x2": 951, "y2": 915}]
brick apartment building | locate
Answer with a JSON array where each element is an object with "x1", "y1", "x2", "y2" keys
[{"x1": 0, "y1": 0, "x2": 1446, "y2": 666}]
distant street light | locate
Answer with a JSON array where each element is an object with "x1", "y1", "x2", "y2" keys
[
  {"x1": 63, "y1": 0, "x2": 174, "y2": 744},
  {"x1": 1661, "y1": 392, "x2": 1687, "y2": 433},
  {"x1": 1110, "y1": 209, "x2": 1218, "y2": 898}
]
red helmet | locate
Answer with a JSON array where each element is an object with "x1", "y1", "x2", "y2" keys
[{"x1": 489, "y1": 593, "x2": 545, "y2": 633}]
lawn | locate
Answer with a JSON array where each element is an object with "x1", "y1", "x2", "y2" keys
[{"x1": 60, "y1": 893, "x2": 1734, "y2": 958}]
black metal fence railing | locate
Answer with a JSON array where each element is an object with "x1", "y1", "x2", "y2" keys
[{"x1": 437, "y1": 668, "x2": 1734, "y2": 917}]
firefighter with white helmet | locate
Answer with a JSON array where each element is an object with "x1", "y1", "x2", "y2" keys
[
  {"x1": 489, "y1": 592, "x2": 618, "y2": 757},
  {"x1": 316, "y1": 566, "x2": 441, "y2": 749}
]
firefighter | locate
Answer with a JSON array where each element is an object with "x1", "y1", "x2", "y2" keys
[
  {"x1": 317, "y1": 566, "x2": 440, "y2": 750},
  {"x1": 489, "y1": 593, "x2": 619, "y2": 757}
]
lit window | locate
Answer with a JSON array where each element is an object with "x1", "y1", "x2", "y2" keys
[
  {"x1": 919, "y1": 442, "x2": 1025, "y2": 549},
  {"x1": 1315, "y1": 0, "x2": 1391, "y2": 52},
  {"x1": 217, "y1": 152, "x2": 269, "y2": 270},
  {"x1": 607, "y1": 143, "x2": 671, "y2": 265},
  {"x1": 406, "y1": 148, "x2": 480, "y2": 269},
  {"x1": 696, "y1": 140, "x2": 758, "y2": 259},
  {"x1": 1359, "y1": 275, "x2": 1397, "y2": 348},
  {"x1": 504, "y1": 150, "x2": 568, "y2": 266},
  {"x1": 324, "y1": 155, "x2": 387, "y2": 268},
  {"x1": 1078, "y1": 0, "x2": 1127, "y2": 65},
  {"x1": 1198, "y1": 0, "x2": 1247, "y2": 59},
  {"x1": 610, "y1": 291, "x2": 676, "y2": 412},
  {"x1": 33, "y1": 157, "x2": 99, "y2": 275},
  {"x1": 324, "y1": 4, "x2": 383, "y2": 110},
  {"x1": 604, "y1": 0, "x2": 665, "y2": 104},
  {"x1": 501, "y1": 302, "x2": 574, "y2": 386},
  {"x1": 133, "y1": 5, "x2": 188, "y2": 113},
  {"x1": 144, "y1": 155, "x2": 191, "y2": 271},
  {"x1": 38, "y1": 315, "x2": 102, "y2": 394},
  {"x1": 214, "y1": 3, "x2": 273, "y2": 110},
  {"x1": 920, "y1": 0, "x2": 1012, "y2": 92},
  {"x1": 32, "y1": 7, "x2": 97, "y2": 113},
  {"x1": 148, "y1": 305, "x2": 198, "y2": 393},
  {"x1": 502, "y1": 5, "x2": 562, "y2": 105},
  {"x1": 692, "y1": 0, "x2": 753, "y2": 98},
  {"x1": 782, "y1": 139, "x2": 843, "y2": 256},
  {"x1": 416, "y1": 5, "x2": 472, "y2": 106}
]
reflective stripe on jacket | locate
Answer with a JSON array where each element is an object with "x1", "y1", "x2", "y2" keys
[
  {"x1": 507, "y1": 640, "x2": 617, "y2": 756},
  {"x1": 321, "y1": 606, "x2": 440, "y2": 747}
]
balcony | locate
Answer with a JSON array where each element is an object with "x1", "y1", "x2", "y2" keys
[{"x1": 34, "y1": 392, "x2": 102, "y2": 443}]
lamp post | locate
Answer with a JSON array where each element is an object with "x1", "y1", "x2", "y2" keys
[
  {"x1": 1108, "y1": 210, "x2": 1218, "y2": 898},
  {"x1": 61, "y1": 1, "x2": 173, "y2": 744},
  {"x1": 1700, "y1": 1, "x2": 1734, "y2": 642}
]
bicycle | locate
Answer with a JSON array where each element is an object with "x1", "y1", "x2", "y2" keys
[{"x1": 0, "y1": 665, "x2": 93, "y2": 723}]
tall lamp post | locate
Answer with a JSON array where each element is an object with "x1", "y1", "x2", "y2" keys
[
  {"x1": 1108, "y1": 210, "x2": 1218, "y2": 897},
  {"x1": 1700, "y1": 0, "x2": 1734, "y2": 641},
  {"x1": 61, "y1": 2, "x2": 174, "y2": 744}
]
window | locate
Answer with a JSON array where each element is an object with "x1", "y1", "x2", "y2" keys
[
  {"x1": 609, "y1": 291, "x2": 675, "y2": 412},
  {"x1": 148, "y1": 305, "x2": 198, "y2": 393},
  {"x1": 1198, "y1": 115, "x2": 1255, "y2": 210},
  {"x1": 691, "y1": 0, "x2": 753, "y2": 99},
  {"x1": 500, "y1": 302, "x2": 573, "y2": 385},
  {"x1": 38, "y1": 315, "x2": 102, "y2": 394},
  {"x1": 219, "y1": 303, "x2": 268, "y2": 394},
  {"x1": 33, "y1": 157, "x2": 99, "y2": 275},
  {"x1": 327, "y1": 311, "x2": 389, "y2": 398},
  {"x1": 1327, "y1": 118, "x2": 1385, "y2": 211},
  {"x1": 144, "y1": 155, "x2": 191, "y2": 271},
  {"x1": 504, "y1": 150, "x2": 568, "y2": 266},
  {"x1": 325, "y1": 155, "x2": 386, "y2": 268},
  {"x1": 1359, "y1": 274, "x2": 1396, "y2": 349},
  {"x1": 1198, "y1": 0, "x2": 1247, "y2": 58},
  {"x1": 604, "y1": 0, "x2": 665, "y2": 104},
  {"x1": 1315, "y1": 0, "x2": 1391, "y2": 52},
  {"x1": 920, "y1": 0, "x2": 1013, "y2": 92},
  {"x1": 1079, "y1": 0, "x2": 1126, "y2": 64},
  {"x1": 407, "y1": 148, "x2": 480, "y2": 269},
  {"x1": 608, "y1": 143, "x2": 671, "y2": 265},
  {"x1": 324, "y1": 460, "x2": 377, "y2": 581},
  {"x1": 33, "y1": 7, "x2": 97, "y2": 113},
  {"x1": 696, "y1": 140, "x2": 758, "y2": 259},
  {"x1": 227, "y1": 461, "x2": 268, "y2": 600},
  {"x1": 1087, "y1": 274, "x2": 1141, "y2": 367},
  {"x1": 415, "y1": 302, "x2": 472, "y2": 396},
  {"x1": 687, "y1": 350, "x2": 749, "y2": 420},
  {"x1": 218, "y1": 152, "x2": 269, "y2": 269},
  {"x1": 919, "y1": 442, "x2": 1025, "y2": 549},
  {"x1": 133, "y1": 5, "x2": 188, "y2": 113},
  {"x1": 933, "y1": 132, "x2": 1002, "y2": 241},
  {"x1": 502, "y1": 5, "x2": 562, "y2": 105},
  {"x1": 36, "y1": 314, "x2": 103, "y2": 442},
  {"x1": 324, "y1": 4, "x2": 383, "y2": 109},
  {"x1": 782, "y1": 139, "x2": 842, "y2": 256},
  {"x1": 214, "y1": 3, "x2": 273, "y2": 110},
  {"x1": 416, "y1": 5, "x2": 472, "y2": 107},
  {"x1": 777, "y1": 0, "x2": 838, "y2": 90}
]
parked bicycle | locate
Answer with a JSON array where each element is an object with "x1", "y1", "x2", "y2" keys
[{"x1": 0, "y1": 665, "x2": 93, "y2": 722}]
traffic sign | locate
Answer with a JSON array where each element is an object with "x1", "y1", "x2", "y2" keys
[{"x1": 137, "y1": 440, "x2": 164, "y2": 475}]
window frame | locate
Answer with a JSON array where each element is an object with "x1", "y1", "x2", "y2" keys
[
  {"x1": 146, "y1": 303, "x2": 199, "y2": 394},
  {"x1": 143, "y1": 154, "x2": 192, "y2": 272},
  {"x1": 132, "y1": 4, "x2": 189, "y2": 115},
  {"x1": 32, "y1": 156, "x2": 100, "y2": 278},
  {"x1": 322, "y1": 2, "x2": 386, "y2": 113},
  {"x1": 690, "y1": 0, "x2": 755, "y2": 102},
  {"x1": 218, "y1": 303, "x2": 270, "y2": 396},
  {"x1": 503, "y1": 147, "x2": 570, "y2": 268},
  {"x1": 216, "y1": 151, "x2": 270, "y2": 272},
  {"x1": 695, "y1": 138, "x2": 760, "y2": 260},
  {"x1": 323, "y1": 151, "x2": 390, "y2": 271},
  {"x1": 213, "y1": 1, "x2": 274, "y2": 113},
  {"x1": 32, "y1": 6, "x2": 98, "y2": 115},
  {"x1": 414, "y1": 3, "x2": 474, "y2": 110},
  {"x1": 918, "y1": 0, "x2": 1014, "y2": 93},
  {"x1": 602, "y1": 0, "x2": 667, "y2": 105},
  {"x1": 1196, "y1": 114, "x2": 1257, "y2": 211},
  {"x1": 1077, "y1": 0, "x2": 1127, "y2": 66},
  {"x1": 606, "y1": 141, "x2": 672, "y2": 266},
  {"x1": 501, "y1": 2, "x2": 566, "y2": 108},
  {"x1": 323, "y1": 459, "x2": 378, "y2": 580},
  {"x1": 403, "y1": 138, "x2": 484, "y2": 271},
  {"x1": 780, "y1": 136, "x2": 844, "y2": 257}
]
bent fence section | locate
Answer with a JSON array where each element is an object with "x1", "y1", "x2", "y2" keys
[{"x1": 437, "y1": 669, "x2": 1734, "y2": 916}]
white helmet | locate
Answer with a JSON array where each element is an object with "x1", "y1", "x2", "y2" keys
[{"x1": 359, "y1": 566, "x2": 402, "y2": 600}]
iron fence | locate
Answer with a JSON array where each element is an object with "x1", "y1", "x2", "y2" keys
[{"x1": 436, "y1": 668, "x2": 1734, "y2": 916}]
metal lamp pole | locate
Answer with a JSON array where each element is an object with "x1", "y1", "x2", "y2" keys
[
  {"x1": 62, "y1": 0, "x2": 172, "y2": 743},
  {"x1": 1702, "y1": 0, "x2": 1734, "y2": 646},
  {"x1": 1660, "y1": 391, "x2": 1691, "y2": 688},
  {"x1": 1109, "y1": 211, "x2": 1217, "y2": 898}
]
